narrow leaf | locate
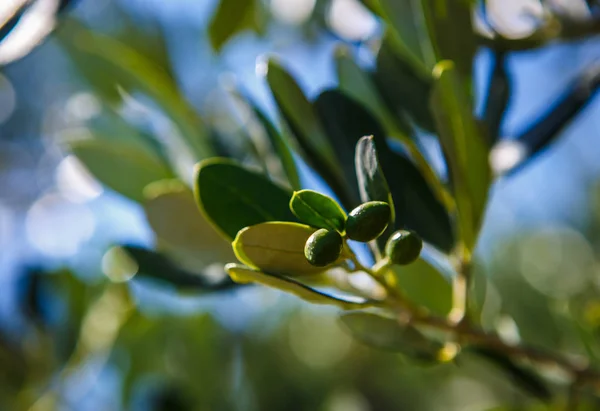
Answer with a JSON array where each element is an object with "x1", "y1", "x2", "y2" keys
[
  {"x1": 194, "y1": 158, "x2": 297, "y2": 240},
  {"x1": 290, "y1": 190, "x2": 346, "y2": 232},
  {"x1": 67, "y1": 139, "x2": 172, "y2": 203},
  {"x1": 431, "y1": 61, "x2": 491, "y2": 251},
  {"x1": 232, "y1": 222, "x2": 324, "y2": 276},
  {"x1": 122, "y1": 245, "x2": 237, "y2": 292},
  {"x1": 208, "y1": 0, "x2": 261, "y2": 51},
  {"x1": 340, "y1": 312, "x2": 442, "y2": 358},
  {"x1": 226, "y1": 264, "x2": 374, "y2": 309}
]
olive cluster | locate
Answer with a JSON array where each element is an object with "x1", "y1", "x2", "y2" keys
[{"x1": 303, "y1": 201, "x2": 423, "y2": 268}]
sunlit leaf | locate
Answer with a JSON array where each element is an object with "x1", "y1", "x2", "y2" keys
[
  {"x1": 194, "y1": 158, "x2": 297, "y2": 240},
  {"x1": 387, "y1": 257, "x2": 453, "y2": 316},
  {"x1": 67, "y1": 139, "x2": 172, "y2": 203},
  {"x1": 431, "y1": 61, "x2": 491, "y2": 251},
  {"x1": 143, "y1": 179, "x2": 236, "y2": 268},
  {"x1": 290, "y1": 190, "x2": 346, "y2": 232},
  {"x1": 226, "y1": 264, "x2": 374, "y2": 309},
  {"x1": 208, "y1": 0, "x2": 264, "y2": 51},
  {"x1": 232, "y1": 222, "x2": 324, "y2": 276},
  {"x1": 340, "y1": 311, "x2": 442, "y2": 358}
]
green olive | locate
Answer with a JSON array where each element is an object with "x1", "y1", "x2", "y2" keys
[
  {"x1": 304, "y1": 229, "x2": 343, "y2": 267},
  {"x1": 345, "y1": 201, "x2": 391, "y2": 242},
  {"x1": 385, "y1": 230, "x2": 422, "y2": 265}
]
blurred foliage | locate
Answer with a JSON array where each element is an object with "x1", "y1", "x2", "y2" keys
[{"x1": 3, "y1": 0, "x2": 600, "y2": 410}]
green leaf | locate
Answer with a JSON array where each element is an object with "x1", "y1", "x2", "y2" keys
[
  {"x1": 339, "y1": 312, "x2": 442, "y2": 358},
  {"x1": 57, "y1": 20, "x2": 214, "y2": 160},
  {"x1": 422, "y1": 0, "x2": 476, "y2": 87},
  {"x1": 354, "y1": 136, "x2": 395, "y2": 223},
  {"x1": 67, "y1": 139, "x2": 172, "y2": 203},
  {"x1": 121, "y1": 245, "x2": 238, "y2": 292},
  {"x1": 194, "y1": 158, "x2": 297, "y2": 240},
  {"x1": 373, "y1": 32, "x2": 435, "y2": 132},
  {"x1": 289, "y1": 190, "x2": 346, "y2": 232},
  {"x1": 431, "y1": 61, "x2": 491, "y2": 251},
  {"x1": 250, "y1": 103, "x2": 301, "y2": 190},
  {"x1": 377, "y1": 0, "x2": 435, "y2": 70},
  {"x1": 265, "y1": 59, "x2": 353, "y2": 207},
  {"x1": 387, "y1": 257, "x2": 453, "y2": 316},
  {"x1": 226, "y1": 264, "x2": 374, "y2": 309},
  {"x1": 335, "y1": 46, "x2": 410, "y2": 140},
  {"x1": 208, "y1": 0, "x2": 264, "y2": 51},
  {"x1": 143, "y1": 180, "x2": 236, "y2": 268},
  {"x1": 232, "y1": 222, "x2": 325, "y2": 276}
]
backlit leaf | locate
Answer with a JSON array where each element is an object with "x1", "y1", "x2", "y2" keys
[{"x1": 290, "y1": 190, "x2": 346, "y2": 232}]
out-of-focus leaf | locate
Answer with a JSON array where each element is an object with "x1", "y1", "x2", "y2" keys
[
  {"x1": 233, "y1": 222, "x2": 324, "y2": 276},
  {"x1": 483, "y1": 51, "x2": 511, "y2": 143},
  {"x1": 377, "y1": 0, "x2": 434, "y2": 70},
  {"x1": 265, "y1": 59, "x2": 353, "y2": 207},
  {"x1": 335, "y1": 45, "x2": 410, "y2": 140},
  {"x1": 466, "y1": 347, "x2": 552, "y2": 401},
  {"x1": 208, "y1": 0, "x2": 264, "y2": 51},
  {"x1": 143, "y1": 179, "x2": 235, "y2": 268},
  {"x1": 122, "y1": 245, "x2": 237, "y2": 291},
  {"x1": 57, "y1": 20, "x2": 214, "y2": 160},
  {"x1": 355, "y1": 135, "x2": 395, "y2": 223},
  {"x1": 290, "y1": 190, "x2": 346, "y2": 232},
  {"x1": 431, "y1": 61, "x2": 491, "y2": 251},
  {"x1": 250, "y1": 102, "x2": 301, "y2": 190},
  {"x1": 339, "y1": 312, "x2": 442, "y2": 359},
  {"x1": 422, "y1": 0, "x2": 476, "y2": 86},
  {"x1": 226, "y1": 264, "x2": 374, "y2": 309},
  {"x1": 194, "y1": 158, "x2": 297, "y2": 240},
  {"x1": 67, "y1": 139, "x2": 172, "y2": 203},
  {"x1": 374, "y1": 32, "x2": 435, "y2": 132},
  {"x1": 387, "y1": 258, "x2": 453, "y2": 316}
]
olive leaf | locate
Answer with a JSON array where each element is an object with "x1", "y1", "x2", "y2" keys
[
  {"x1": 289, "y1": 190, "x2": 346, "y2": 232},
  {"x1": 232, "y1": 222, "x2": 327, "y2": 276},
  {"x1": 194, "y1": 158, "x2": 297, "y2": 240},
  {"x1": 355, "y1": 135, "x2": 395, "y2": 223},
  {"x1": 226, "y1": 264, "x2": 375, "y2": 309},
  {"x1": 339, "y1": 311, "x2": 442, "y2": 359},
  {"x1": 208, "y1": 0, "x2": 265, "y2": 52},
  {"x1": 143, "y1": 179, "x2": 235, "y2": 268},
  {"x1": 431, "y1": 61, "x2": 491, "y2": 251},
  {"x1": 67, "y1": 138, "x2": 172, "y2": 203}
]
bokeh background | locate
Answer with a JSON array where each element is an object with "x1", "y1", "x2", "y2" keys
[{"x1": 3, "y1": 0, "x2": 600, "y2": 410}]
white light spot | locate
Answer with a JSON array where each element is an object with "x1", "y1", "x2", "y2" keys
[
  {"x1": 101, "y1": 246, "x2": 138, "y2": 283},
  {"x1": 486, "y1": 0, "x2": 544, "y2": 39},
  {"x1": 270, "y1": 0, "x2": 316, "y2": 25},
  {"x1": 327, "y1": 0, "x2": 378, "y2": 42},
  {"x1": 55, "y1": 155, "x2": 103, "y2": 203},
  {"x1": 65, "y1": 92, "x2": 101, "y2": 122},
  {"x1": 489, "y1": 140, "x2": 528, "y2": 175},
  {"x1": 26, "y1": 193, "x2": 96, "y2": 257},
  {"x1": 255, "y1": 54, "x2": 269, "y2": 78}
]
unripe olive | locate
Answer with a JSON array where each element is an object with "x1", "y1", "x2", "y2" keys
[
  {"x1": 385, "y1": 230, "x2": 422, "y2": 265},
  {"x1": 304, "y1": 229, "x2": 343, "y2": 267},
  {"x1": 345, "y1": 201, "x2": 391, "y2": 242}
]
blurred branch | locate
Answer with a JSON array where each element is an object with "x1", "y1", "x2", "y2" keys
[{"x1": 482, "y1": 51, "x2": 511, "y2": 144}]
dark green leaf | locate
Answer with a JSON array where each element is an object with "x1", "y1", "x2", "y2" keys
[
  {"x1": 226, "y1": 264, "x2": 375, "y2": 309},
  {"x1": 194, "y1": 158, "x2": 297, "y2": 240},
  {"x1": 290, "y1": 190, "x2": 346, "y2": 232},
  {"x1": 339, "y1": 312, "x2": 442, "y2": 359},
  {"x1": 122, "y1": 245, "x2": 237, "y2": 291},
  {"x1": 373, "y1": 32, "x2": 435, "y2": 132},
  {"x1": 355, "y1": 136, "x2": 395, "y2": 222},
  {"x1": 483, "y1": 51, "x2": 511, "y2": 143},
  {"x1": 265, "y1": 59, "x2": 353, "y2": 207},
  {"x1": 67, "y1": 139, "x2": 172, "y2": 203},
  {"x1": 431, "y1": 61, "x2": 491, "y2": 250},
  {"x1": 232, "y1": 222, "x2": 325, "y2": 276},
  {"x1": 466, "y1": 347, "x2": 552, "y2": 401},
  {"x1": 208, "y1": 0, "x2": 264, "y2": 51}
]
